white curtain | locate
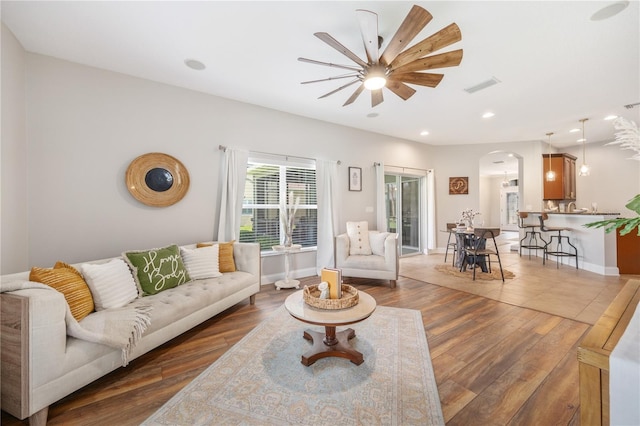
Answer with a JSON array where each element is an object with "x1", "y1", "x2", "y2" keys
[
  {"x1": 426, "y1": 170, "x2": 436, "y2": 251},
  {"x1": 375, "y1": 162, "x2": 386, "y2": 231},
  {"x1": 217, "y1": 148, "x2": 248, "y2": 242},
  {"x1": 316, "y1": 159, "x2": 340, "y2": 275}
]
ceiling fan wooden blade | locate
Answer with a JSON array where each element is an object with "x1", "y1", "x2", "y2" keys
[
  {"x1": 301, "y1": 73, "x2": 361, "y2": 84},
  {"x1": 380, "y1": 5, "x2": 433, "y2": 67},
  {"x1": 318, "y1": 79, "x2": 361, "y2": 99},
  {"x1": 314, "y1": 32, "x2": 368, "y2": 68},
  {"x1": 298, "y1": 57, "x2": 362, "y2": 72},
  {"x1": 389, "y1": 23, "x2": 462, "y2": 71},
  {"x1": 343, "y1": 83, "x2": 365, "y2": 106},
  {"x1": 356, "y1": 9, "x2": 379, "y2": 64},
  {"x1": 371, "y1": 89, "x2": 384, "y2": 107},
  {"x1": 392, "y1": 49, "x2": 463, "y2": 74},
  {"x1": 389, "y1": 72, "x2": 444, "y2": 88},
  {"x1": 385, "y1": 81, "x2": 417, "y2": 100}
]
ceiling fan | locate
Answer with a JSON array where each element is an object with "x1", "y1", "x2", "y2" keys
[{"x1": 298, "y1": 4, "x2": 463, "y2": 107}]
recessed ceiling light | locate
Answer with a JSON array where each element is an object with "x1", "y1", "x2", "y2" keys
[
  {"x1": 577, "y1": 138, "x2": 586, "y2": 143},
  {"x1": 569, "y1": 128, "x2": 580, "y2": 133},
  {"x1": 482, "y1": 112, "x2": 495, "y2": 119},
  {"x1": 591, "y1": 1, "x2": 629, "y2": 21},
  {"x1": 604, "y1": 115, "x2": 618, "y2": 120},
  {"x1": 420, "y1": 130, "x2": 429, "y2": 136},
  {"x1": 184, "y1": 59, "x2": 206, "y2": 71}
]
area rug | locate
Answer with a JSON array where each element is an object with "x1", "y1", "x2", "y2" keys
[
  {"x1": 142, "y1": 305, "x2": 444, "y2": 425},
  {"x1": 434, "y1": 264, "x2": 515, "y2": 281}
]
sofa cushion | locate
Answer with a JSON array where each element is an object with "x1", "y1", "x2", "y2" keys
[
  {"x1": 198, "y1": 240, "x2": 236, "y2": 272},
  {"x1": 347, "y1": 221, "x2": 372, "y2": 255},
  {"x1": 180, "y1": 245, "x2": 222, "y2": 280},
  {"x1": 29, "y1": 262, "x2": 95, "y2": 321},
  {"x1": 369, "y1": 231, "x2": 389, "y2": 256},
  {"x1": 123, "y1": 244, "x2": 191, "y2": 296},
  {"x1": 81, "y1": 258, "x2": 139, "y2": 310}
]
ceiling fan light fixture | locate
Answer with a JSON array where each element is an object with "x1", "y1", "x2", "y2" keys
[{"x1": 363, "y1": 66, "x2": 387, "y2": 90}]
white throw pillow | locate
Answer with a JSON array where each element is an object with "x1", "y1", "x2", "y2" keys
[
  {"x1": 347, "y1": 221, "x2": 372, "y2": 255},
  {"x1": 180, "y1": 245, "x2": 222, "y2": 280},
  {"x1": 81, "y1": 258, "x2": 138, "y2": 311},
  {"x1": 369, "y1": 232, "x2": 389, "y2": 256}
]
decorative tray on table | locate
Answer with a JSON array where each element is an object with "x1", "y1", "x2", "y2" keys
[{"x1": 303, "y1": 284, "x2": 359, "y2": 310}]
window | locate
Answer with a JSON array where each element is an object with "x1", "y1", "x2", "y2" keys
[{"x1": 240, "y1": 155, "x2": 317, "y2": 251}]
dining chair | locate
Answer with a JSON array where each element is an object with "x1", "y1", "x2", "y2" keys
[
  {"x1": 444, "y1": 223, "x2": 458, "y2": 266},
  {"x1": 460, "y1": 227, "x2": 505, "y2": 282}
]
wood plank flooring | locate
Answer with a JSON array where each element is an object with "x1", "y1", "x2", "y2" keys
[{"x1": 2, "y1": 253, "x2": 637, "y2": 425}]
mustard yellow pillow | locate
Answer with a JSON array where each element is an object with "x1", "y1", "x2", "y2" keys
[
  {"x1": 197, "y1": 240, "x2": 236, "y2": 272},
  {"x1": 29, "y1": 261, "x2": 95, "y2": 321}
]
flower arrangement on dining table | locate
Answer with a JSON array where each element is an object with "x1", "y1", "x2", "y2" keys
[
  {"x1": 280, "y1": 191, "x2": 300, "y2": 247},
  {"x1": 459, "y1": 208, "x2": 481, "y2": 230}
]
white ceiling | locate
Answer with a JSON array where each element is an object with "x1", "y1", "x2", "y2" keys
[{"x1": 2, "y1": 1, "x2": 639, "y2": 175}]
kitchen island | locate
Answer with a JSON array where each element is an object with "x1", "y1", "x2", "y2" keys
[{"x1": 521, "y1": 212, "x2": 621, "y2": 275}]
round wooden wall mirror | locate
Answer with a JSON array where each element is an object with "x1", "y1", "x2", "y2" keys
[{"x1": 125, "y1": 153, "x2": 190, "y2": 207}]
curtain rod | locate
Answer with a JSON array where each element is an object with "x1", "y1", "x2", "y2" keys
[
  {"x1": 374, "y1": 162, "x2": 432, "y2": 173},
  {"x1": 219, "y1": 145, "x2": 341, "y2": 165}
]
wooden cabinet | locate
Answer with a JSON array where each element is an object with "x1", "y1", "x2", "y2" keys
[
  {"x1": 616, "y1": 230, "x2": 640, "y2": 274},
  {"x1": 543, "y1": 153, "x2": 576, "y2": 200}
]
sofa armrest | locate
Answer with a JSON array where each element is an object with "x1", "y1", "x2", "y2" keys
[
  {"x1": 384, "y1": 233, "x2": 399, "y2": 277},
  {"x1": 1, "y1": 286, "x2": 68, "y2": 420},
  {"x1": 233, "y1": 242, "x2": 261, "y2": 281},
  {"x1": 335, "y1": 234, "x2": 350, "y2": 267}
]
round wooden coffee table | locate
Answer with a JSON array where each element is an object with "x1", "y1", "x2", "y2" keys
[{"x1": 284, "y1": 289, "x2": 376, "y2": 366}]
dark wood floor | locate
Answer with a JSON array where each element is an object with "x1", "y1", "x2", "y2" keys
[{"x1": 2, "y1": 274, "x2": 593, "y2": 425}]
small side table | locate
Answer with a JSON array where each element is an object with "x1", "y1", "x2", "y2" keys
[{"x1": 272, "y1": 244, "x2": 302, "y2": 290}]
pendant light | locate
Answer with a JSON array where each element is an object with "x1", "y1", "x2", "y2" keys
[
  {"x1": 545, "y1": 132, "x2": 556, "y2": 181},
  {"x1": 578, "y1": 118, "x2": 590, "y2": 176},
  {"x1": 501, "y1": 171, "x2": 510, "y2": 187}
]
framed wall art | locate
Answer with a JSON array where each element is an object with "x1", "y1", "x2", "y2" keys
[
  {"x1": 449, "y1": 176, "x2": 468, "y2": 195},
  {"x1": 349, "y1": 167, "x2": 362, "y2": 191}
]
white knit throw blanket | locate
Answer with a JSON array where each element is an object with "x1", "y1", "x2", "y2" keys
[{"x1": 0, "y1": 281, "x2": 152, "y2": 366}]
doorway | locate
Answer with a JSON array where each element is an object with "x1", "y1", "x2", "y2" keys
[{"x1": 385, "y1": 173, "x2": 423, "y2": 256}]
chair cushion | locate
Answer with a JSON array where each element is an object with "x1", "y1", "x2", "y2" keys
[
  {"x1": 369, "y1": 231, "x2": 389, "y2": 256},
  {"x1": 347, "y1": 221, "x2": 372, "y2": 255}
]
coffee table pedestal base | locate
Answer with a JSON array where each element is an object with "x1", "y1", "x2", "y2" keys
[{"x1": 301, "y1": 326, "x2": 363, "y2": 366}]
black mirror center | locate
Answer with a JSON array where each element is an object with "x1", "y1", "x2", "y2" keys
[{"x1": 145, "y1": 168, "x2": 174, "y2": 192}]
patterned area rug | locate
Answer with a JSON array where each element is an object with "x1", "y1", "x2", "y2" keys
[
  {"x1": 434, "y1": 264, "x2": 515, "y2": 281},
  {"x1": 143, "y1": 305, "x2": 443, "y2": 425}
]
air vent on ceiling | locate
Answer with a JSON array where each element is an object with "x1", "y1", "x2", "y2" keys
[
  {"x1": 624, "y1": 102, "x2": 640, "y2": 109},
  {"x1": 464, "y1": 77, "x2": 501, "y2": 94},
  {"x1": 493, "y1": 160, "x2": 505, "y2": 164}
]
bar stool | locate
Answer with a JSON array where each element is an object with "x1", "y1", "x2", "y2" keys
[
  {"x1": 517, "y1": 212, "x2": 547, "y2": 259},
  {"x1": 539, "y1": 213, "x2": 578, "y2": 269},
  {"x1": 444, "y1": 223, "x2": 458, "y2": 266}
]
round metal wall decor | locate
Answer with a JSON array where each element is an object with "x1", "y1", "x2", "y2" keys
[{"x1": 125, "y1": 152, "x2": 190, "y2": 207}]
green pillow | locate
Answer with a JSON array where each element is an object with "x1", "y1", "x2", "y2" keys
[{"x1": 123, "y1": 244, "x2": 190, "y2": 296}]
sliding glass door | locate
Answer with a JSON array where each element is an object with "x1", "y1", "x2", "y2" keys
[{"x1": 385, "y1": 174, "x2": 422, "y2": 256}]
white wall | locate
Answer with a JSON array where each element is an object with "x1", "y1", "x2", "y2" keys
[
  {"x1": 1, "y1": 23, "x2": 28, "y2": 274},
  {"x1": 3, "y1": 46, "x2": 638, "y2": 276},
  {"x1": 566, "y1": 142, "x2": 640, "y2": 214},
  {"x1": 5, "y1": 52, "x2": 436, "y2": 274}
]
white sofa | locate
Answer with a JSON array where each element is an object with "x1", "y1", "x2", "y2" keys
[
  {"x1": 0, "y1": 242, "x2": 260, "y2": 425},
  {"x1": 335, "y1": 231, "x2": 399, "y2": 288}
]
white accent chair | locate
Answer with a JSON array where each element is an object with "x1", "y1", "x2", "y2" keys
[{"x1": 335, "y1": 230, "x2": 399, "y2": 288}]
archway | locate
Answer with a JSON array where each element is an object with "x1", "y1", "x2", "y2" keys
[{"x1": 478, "y1": 151, "x2": 523, "y2": 231}]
